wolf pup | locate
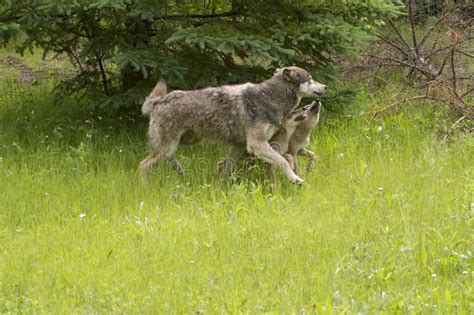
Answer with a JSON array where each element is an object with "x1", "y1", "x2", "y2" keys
[
  {"x1": 287, "y1": 100, "x2": 322, "y2": 174},
  {"x1": 267, "y1": 107, "x2": 309, "y2": 184},
  {"x1": 140, "y1": 67, "x2": 327, "y2": 184}
]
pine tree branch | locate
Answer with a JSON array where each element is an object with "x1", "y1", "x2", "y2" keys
[
  {"x1": 0, "y1": 16, "x2": 17, "y2": 23},
  {"x1": 158, "y1": 11, "x2": 240, "y2": 20},
  {"x1": 1, "y1": 10, "x2": 242, "y2": 25}
]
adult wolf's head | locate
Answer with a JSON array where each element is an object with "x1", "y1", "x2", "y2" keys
[{"x1": 274, "y1": 66, "x2": 327, "y2": 98}]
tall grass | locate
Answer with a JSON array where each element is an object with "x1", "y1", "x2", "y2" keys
[{"x1": 0, "y1": 80, "x2": 472, "y2": 313}]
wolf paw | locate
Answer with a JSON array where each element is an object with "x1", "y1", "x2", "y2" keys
[{"x1": 292, "y1": 175, "x2": 304, "y2": 185}]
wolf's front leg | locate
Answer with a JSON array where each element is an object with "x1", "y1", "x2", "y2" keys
[
  {"x1": 248, "y1": 141, "x2": 303, "y2": 184},
  {"x1": 246, "y1": 128, "x2": 304, "y2": 184},
  {"x1": 282, "y1": 153, "x2": 299, "y2": 174}
]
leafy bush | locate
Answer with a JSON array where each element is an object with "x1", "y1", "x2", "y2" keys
[{"x1": 0, "y1": 0, "x2": 403, "y2": 109}]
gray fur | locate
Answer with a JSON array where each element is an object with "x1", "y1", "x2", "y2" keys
[
  {"x1": 139, "y1": 67, "x2": 327, "y2": 184},
  {"x1": 267, "y1": 108, "x2": 308, "y2": 184},
  {"x1": 287, "y1": 100, "x2": 322, "y2": 173}
]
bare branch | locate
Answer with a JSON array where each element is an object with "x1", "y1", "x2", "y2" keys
[
  {"x1": 366, "y1": 54, "x2": 436, "y2": 79},
  {"x1": 372, "y1": 93, "x2": 472, "y2": 119},
  {"x1": 407, "y1": 0, "x2": 419, "y2": 56},
  {"x1": 417, "y1": 8, "x2": 456, "y2": 50},
  {"x1": 371, "y1": 95, "x2": 429, "y2": 118},
  {"x1": 358, "y1": 5, "x2": 472, "y2": 122},
  {"x1": 428, "y1": 45, "x2": 453, "y2": 58},
  {"x1": 343, "y1": 62, "x2": 401, "y2": 71},
  {"x1": 386, "y1": 18, "x2": 412, "y2": 53},
  {"x1": 442, "y1": 116, "x2": 468, "y2": 141},
  {"x1": 460, "y1": 87, "x2": 474, "y2": 99},
  {"x1": 437, "y1": 52, "x2": 450, "y2": 75},
  {"x1": 458, "y1": 50, "x2": 474, "y2": 58},
  {"x1": 450, "y1": 48, "x2": 458, "y2": 97},
  {"x1": 375, "y1": 34, "x2": 409, "y2": 58}
]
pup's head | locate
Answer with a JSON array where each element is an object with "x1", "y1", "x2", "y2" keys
[
  {"x1": 283, "y1": 107, "x2": 309, "y2": 129},
  {"x1": 301, "y1": 100, "x2": 322, "y2": 125},
  {"x1": 304, "y1": 99, "x2": 321, "y2": 114},
  {"x1": 274, "y1": 66, "x2": 327, "y2": 98}
]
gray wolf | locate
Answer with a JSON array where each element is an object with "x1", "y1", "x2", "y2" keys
[{"x1": 139, "y1": 67, "x2": 327, "y2": 184}]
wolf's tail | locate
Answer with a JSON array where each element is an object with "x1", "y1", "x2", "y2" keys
[{"x1": 142, "y1": 77, "x2": 167, "y2": 116}]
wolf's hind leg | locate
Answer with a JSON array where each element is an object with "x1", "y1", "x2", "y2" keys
[
  {"x1": 139, "y1": 136, "x2": 183, "y2": 183},
  {"x1": 217, "y1": 145, "x2": 247, "y2": 176},
  {"x1": 168, "y1": 157, "x2": 184, "y2": 175}
]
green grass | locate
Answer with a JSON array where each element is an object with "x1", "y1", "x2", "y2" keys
[{"x1": 0, "y1": 76, "x2": 472, "y2": 313}]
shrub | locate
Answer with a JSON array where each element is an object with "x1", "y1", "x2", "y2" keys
[{"x1": 0, "y1": 0, "x2": 403, "y2": 109}]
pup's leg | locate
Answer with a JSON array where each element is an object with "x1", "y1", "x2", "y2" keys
[
  {"x1": 299, "y1": 149, "x2": 317, "y2": 171},
  {"x1": 247, "y1": 129, "x2": 304, "y2": 185},
  {"x1": 217, "y1": 145, "x2": 247, "y2": 176}
]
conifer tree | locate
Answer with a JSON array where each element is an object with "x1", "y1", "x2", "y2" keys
[{"x1": 0, "y1": 0, "x2": 402, "y2": 108}]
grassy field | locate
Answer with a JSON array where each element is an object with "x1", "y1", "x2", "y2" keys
[{"x1": 0, "y1": 55, "x2": 473, "y2": 313}]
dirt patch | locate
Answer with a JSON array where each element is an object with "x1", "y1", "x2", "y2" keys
[
  {"x1": 3, "y1": 54, "x2": 36, "y2": 84},
  {"x1": 2, "y1": 53, "x2": 74, "y2": 84}
]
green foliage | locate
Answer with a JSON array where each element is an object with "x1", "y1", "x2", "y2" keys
[
  {"x1": 0, "y1": 0, "x2": 403, "y2": 109},
  {"x1": 0, "y1": 22, "x2": 22, "y2": 45},
  {"x1": 0, "y1": 79, "x2": 472, "y2": 312}
]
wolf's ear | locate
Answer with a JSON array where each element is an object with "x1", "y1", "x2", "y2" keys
[
  {"x1": 273, "y1": 68, "x2": 283, "y2": 76},
  {"x1": 283, "y1": 68, "x2": 293, "y2": 82},
  {"x1": 283, "y1": 68, "x2": 300, "y2": 84}
]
